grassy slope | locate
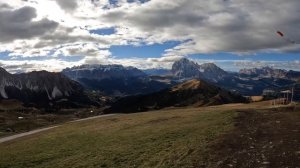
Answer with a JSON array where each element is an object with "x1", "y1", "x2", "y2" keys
[
  {"x1": 0, "y1": 100, "x2": 103, "y2": 138},
  {"x1": 0, "y1": 103, "x2": 269, "y2": 168}
]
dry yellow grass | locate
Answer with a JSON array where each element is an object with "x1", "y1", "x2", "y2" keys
[
  {"x1": 0, "y1": 102, "x2": 275, "y2": 168},
  {"x1": 250, "y1": 96, "x2": 264, "y2": 102},
  {"x1": 171, "y1": 79, "x2": 203, "y2": 91}
]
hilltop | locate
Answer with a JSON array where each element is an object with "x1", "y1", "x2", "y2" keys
[{"x1": 107, "y1": 79, "x2": 246, "y2": 113}]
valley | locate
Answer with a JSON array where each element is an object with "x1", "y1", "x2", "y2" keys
[
  {"x1": 0, "y1": 99, "x2": 104, "y2": 138},
  {"x1": 1, "y1": 58, "x2": 299, "y2": 139}
]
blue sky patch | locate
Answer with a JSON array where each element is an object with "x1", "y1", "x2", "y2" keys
[
  {"x1": 89, "y1": 28, "x2": 116, "y2": 35},
  {"x1": 110, "y1": 41, "x2": 182, "y2": 58},
  {"x1": 109, "y1": 0, "x2": 118, "y2": 5},
  {"x1": 0, "y1": 52, "x2": 11, "y2": 60},
  {"x1": 57, "y1": 55, "x2": 84, "y2": 62}
]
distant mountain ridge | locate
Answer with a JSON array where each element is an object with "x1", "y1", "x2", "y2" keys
[
  {"x1": 143, "y1": 68, "x2": 172, "y2": 76},
  {"x1": 62, "y1": 64, "x2": 171, "y2": 96},
  {"x1": 1, "y1": 59, "x2": 299, "y2": 111},
  {"x1": 0, "y1": 67, "x2": 93, "y2": 108},
  {"x1": 62, "y1": 64, "x2": 146, "y2": 80},
  {"x1": 240, "y1": 67, "x2": 300, "y2": 81},
  {"x1": 62, "y1": 60, "x2": 300, "y2": 97}
]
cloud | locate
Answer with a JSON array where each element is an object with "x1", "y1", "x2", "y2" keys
[
  {"x1": 54, "y1": 43, "x2": 105, "y2": 57},
  {"x1": 0, "y1": 3, "x2": 12, "y2": 10},
  {"x1": 55, "y1": 0, "x2": 78, "y2": 12},
  {"x1": 1, "y1": 0, "x2": 300, "y2": 72},
  {"x1": 100, "y1": 0, "x2": 300, "y2": 54},
  {"x1": 0, "y1": 6, "x2": 58, "y2": 42},
  {"x1": 234, "y1": 60, "x2": 300, "y2": 71},
  {"x1": 147, "y1": 56, "x2": 184, "y2": 63},
  {"x1": 54, "y1": 43, "x2": 112, "y2": 64},
  {"x1": 0, "y1": 59, "x2": 81, "y2": 73}
]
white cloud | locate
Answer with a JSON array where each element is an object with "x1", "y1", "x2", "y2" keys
[
  {"x1": 99, "y1": 0, "x2": 300, "y2": 54},
  {"x1": 54, "y1": 43, "x2": 110, "y2": 57},
  {"x1": 0, "y1": 59, "x2": 81, "y2": 73},
  {"x1": 234, "y1": 60, "x2": 300, "y2": 71},
  {"x1": 0, "y1": 0, "x2": 300, "y2": 72}
]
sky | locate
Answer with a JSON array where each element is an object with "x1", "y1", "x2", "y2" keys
[{"x1": 0, "y1": 0, "x2": 299, "y2": 73}]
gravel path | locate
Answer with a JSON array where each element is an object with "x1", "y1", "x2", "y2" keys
[{"x1": 0, "y1": 114, "x2": 116, "y2": 143}]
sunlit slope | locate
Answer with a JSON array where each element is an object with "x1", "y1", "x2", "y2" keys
[{"x1": 0, "y1": 102, "x2": 273, "y2": 168}]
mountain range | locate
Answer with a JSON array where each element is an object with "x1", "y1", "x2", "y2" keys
[
  {"x1": 62, "y1": 64, "x2": 171, "y2": 96},
  {"x1": 1, "y1": 58, "x2": 299, "y2": 111},
  {"x1": 239, "y1": 67, "x2": 300, "y2": 80},
  {"x1": 171, "y1": 58, "x2": 299, "y2": 95},
  {"x1": 143, "y1": 68, "x2": 172, "y2": 76}
]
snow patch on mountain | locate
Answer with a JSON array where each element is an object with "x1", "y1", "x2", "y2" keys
[
  {"x1": 52, "y1": 86, "x2": 63, "y2": 99},
  {"x1": 0, "y1": 67, "x2": 84, "y2": 101},
  {"x1": 0, "y1": 86, "x2": 7, "y2": 98},
  {"x1": 62, "y1": 64, "x2": 146, "y2": 80}
]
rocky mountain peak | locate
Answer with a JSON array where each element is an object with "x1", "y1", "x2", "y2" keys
[
  {"x1": 199, "y1": 63, "x2": 228, "y2": 81},
  {"x1": 200, "y1": 63, "x2": 219, "y2": 69},
  {"x1": 173, "y1": 58, "x2": 197, "y2": 67},
  {"x1": 172, "y1": 58, "x2": 203, "y2": 79},
  {"x1": 0, "y1": 67, "x2": 92, "y2": 108},
  {"x1": 171, "y1": 58, "x2": 228, "y2": 81},
  {"x1": 0, "y1": 67, "x2": 10, "y2": 76}
]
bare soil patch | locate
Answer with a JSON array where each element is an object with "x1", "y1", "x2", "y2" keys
[{"x1": 211, "y1": 107, "x2": 300, "y2": 168}]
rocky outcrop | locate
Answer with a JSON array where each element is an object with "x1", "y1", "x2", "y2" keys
[{"x1": 0, "y1": 67, "x2": 93, "y2": 108}]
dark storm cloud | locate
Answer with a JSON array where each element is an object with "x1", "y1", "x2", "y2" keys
[{"x1": 0, "y1": 6, "x2": 58, "y2": 42}]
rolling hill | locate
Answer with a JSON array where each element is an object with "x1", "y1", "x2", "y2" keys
[{"x1": 107, "y1": 79, "x2": 247, "y2": 113}]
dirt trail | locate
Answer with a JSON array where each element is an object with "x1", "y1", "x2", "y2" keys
[
  {"x1": 0, "y1": 126, "x2": 58, "y2": 143},
  {"x1": 0, "y1": 114, "x2": 116, "y2": 143},
  {"x1": 211, "y1": 106, "x2": 300, "y2": 168}
]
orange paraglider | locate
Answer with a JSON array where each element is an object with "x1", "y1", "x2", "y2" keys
[{"x1": 276, "y1": 30, "x2": 296, "y2": 44}]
